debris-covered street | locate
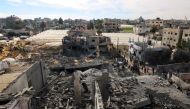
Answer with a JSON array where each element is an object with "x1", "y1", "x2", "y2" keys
[{"x1": 1, "y1": 26, "x2": 190, "y2": 109}]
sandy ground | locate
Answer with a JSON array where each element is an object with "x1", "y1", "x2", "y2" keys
[
  {"x1": 103, "y1": 33, "x2": 147, "y2": 45},
  {"x1": 27, "y1": 30, "x2": 68, "y2": 46},
  {"x1": 27, "y1": 30, "x2": 161, "y2": 46}
]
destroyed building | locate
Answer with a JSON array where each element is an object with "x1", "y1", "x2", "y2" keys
[
  {"x1": 1, "y1": 28, "x2": 190, "y2": 109},
  {"x1": 62, "y1": 25, "x2": 113, "y2": 57},
  {"x1": 86, "y1": 36, "x2": 112, "y2": 56},
  {"x1": 36, "y1": 64, "x2": 190, "y2": 109},
  {"x1": 137, "y1": 75, "x2": 190, "y2": 109}
]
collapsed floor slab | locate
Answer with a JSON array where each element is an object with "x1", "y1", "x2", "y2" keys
[
  {"x1": 137, "y1": 75, "x2": 190, "y2": 109},
  {"x1": 107, "y1": 77, "x2": 151, "y2": 109}
]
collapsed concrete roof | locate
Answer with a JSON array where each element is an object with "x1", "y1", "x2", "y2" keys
[{"x1": 137, "y1": 75, "x2": 190, "y2": 109}]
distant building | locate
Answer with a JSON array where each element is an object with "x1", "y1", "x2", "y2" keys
[
  {"x1": 67, "y1": 25, "x2": 96, "y2": 37},
  {"x1": 162, "y1": 28, "x2": 182, "y2": 48},
  {"x1": 162, "y1": 27, "x2": 190, "y2": 48},
  {"x1": 24, "y1": 19, "x2": 35, "y2": 30},
  {"x1": 34, "y1": 17, "x2": 52, "y2": 29},
  {"x1": 182, "y1": 29, "x2": 190, "y2": 41},
  {"x1": 7, "y1": 15, "x2": 21, "y2": 22},
  {"x1": 0, "y1": 18, "x2": 6, "y2": 29},
  {"x1": 103, "y1": 18, "x2": 120, "y2": 32},
  {"x1": 136, "y1": 16, "x2": 145, "y2": 23},
  {"x1": 147, "y1": 18, "x2": 164, "y2": 27},
  {"x1": 34, "y1": 17, "x2": 43, "y2": 29},
  {"x1": 163, "y1": 19, "x2": 190, "y2": 29},
  {"x1": 133, "y1": 23, "x2": 150, "y2": 35}
]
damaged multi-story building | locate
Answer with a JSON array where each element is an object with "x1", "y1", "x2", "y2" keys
[
  {"x1": 162, "y1": 27, "x2": 190, "y2": 48},
  {"x1": 133, "y1": 22, "x2": 150, "y2": 35},
  {"x1": 102, "y1": 18, "x2": 120, "y2": 32},
  {"x1": 146, "y1": 17, "x2": 164, "y2": 27},
  {"x1": 62, "y1": 25, "x2": 113, "y2": 57}
]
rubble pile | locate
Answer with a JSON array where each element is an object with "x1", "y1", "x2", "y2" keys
[
  {"x1": 148, "y1": 90, "x2": 183, "y2": 109},
  {"x1": 138, "y1": 76, "x2": 172, "y2": 89},
  {"x1": 48, "y1": 56, "x2": 106, "y2": 71},
  {"x1": 137, "y1": 75, "x2": 190, "y2": 108},
  {"x1": 81, "y1": 68, "x2": 103, "y2": 77},
  {"x1": 60, "y1": 57, "x2": 104, "y2": 66},
  {"x1": 108, "y1": 77, "x2": 151, "y2": 108},
  {"x1": 117, "y1": 69, "x2": 137, "y2": 77},
  {"x1": 37, "y1": 76, "x2": 74, "y2": 109},
  {"x1": 0, "y1": 41, "x2": 29, "y2": 60},
  {"x1": 36, "y1": 68, "x2": 105, "y2": 109},
  {"x1": 5, "y1": 35, "x2": 187, "y2": 109}
]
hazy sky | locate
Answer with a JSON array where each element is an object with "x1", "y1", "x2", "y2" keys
[{"x1": 0, "y1": 0, "x2": 190, "y2": 20}]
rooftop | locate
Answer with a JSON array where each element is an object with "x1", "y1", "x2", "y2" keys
[{"x1": 102, "y1": 33, "x2": 147, "y2": 45}]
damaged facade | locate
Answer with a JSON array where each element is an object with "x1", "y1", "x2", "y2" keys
[{"x1": 62, "y1": 25, "x2": 113, "y2": 57}]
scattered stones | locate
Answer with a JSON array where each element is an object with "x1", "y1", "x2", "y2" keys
[{"x1": 108, "y1": 77, "x2": 151, "y2": 108}]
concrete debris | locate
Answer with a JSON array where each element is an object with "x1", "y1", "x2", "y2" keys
[
  {"x1": 137, "y1": 75, "x2": 190, "y2": 108},
  {"x1": 108, "y1": 77, "x2": 151, "y2": 108},
  {"x1": 36, "y1": 76, "x2": 74, "y2": 109},
  {"x1": 62, "y1": 26, "x2": 112, "y2": 57},
  {"x1": 94, "y1": 81, "x2": 104, "y2": 109},
  {"x1": 0, "y1": 93, "x2": 12, "y2": 104},
  {"x1": 35, "y1": 59, "x2": 190, "y2": 109},
  {"x1": 1, "y1": 29, "x2": 190, "y2": 109},
  {"x1": 49, "y1": 56, "x2": 106, "y2": 72},
  {"x1": 74, "y1": 71, "x2": 82, "y2": 106},
  {"x1": 60, "y1": 57, "x2": 104, "y2": 67},
  {"x1": 81, "y1": 68, "x2": 103, "y2": 77}
]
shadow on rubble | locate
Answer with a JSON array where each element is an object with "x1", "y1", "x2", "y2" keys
[{"x1": 146, "y1": 89, "x2": 187, "y2": 109}]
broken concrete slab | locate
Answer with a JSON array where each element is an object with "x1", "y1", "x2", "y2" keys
[{"x1": 137, "y1": 75, "x2": 190, "y2": 109}]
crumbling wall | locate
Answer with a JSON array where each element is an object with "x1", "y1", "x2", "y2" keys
[
  {"x1": 3, "y1": 73, "x2": 28, "y2": 94},
  {"x1": 3, "y1": 61, "x2": 46, "y2": 94},
  {"x1": 25, "y1": 61, "x2": 46, "y2": 92},
  {"x1": 96, "y1": 72, "x2": 109, "y2": 102},
  {"x1": 157, "y1": 62, "x2": 190, "y2": 75}
]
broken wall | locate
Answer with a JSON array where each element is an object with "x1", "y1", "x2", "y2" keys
[
  {"x1": 3, "y1": 61, "x2": 46, "y2": 94},
  {"x1": 157, "y1": 62, "x2": 190, "y2": 75}
]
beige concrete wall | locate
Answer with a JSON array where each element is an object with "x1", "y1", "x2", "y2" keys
[
  {"x1": 3, "y1": 61, "x2": 46, "y2": 94},
  {"x1": 162, "y1": 28, "x2": 181, "y2": 48},
  {"x1": 86, "y1": 36, "x2": 99, "y2": 46},
  {"x1": 148, "y1": 19, "x2": 164, "y2": 27},
  {"x1": 157, "y1": 62, "x2": 190, "y2": 74}
]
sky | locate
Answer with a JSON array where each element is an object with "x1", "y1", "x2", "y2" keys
[{"x1": 0, "y1": 0, "x2": 190, "y2": 20}]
